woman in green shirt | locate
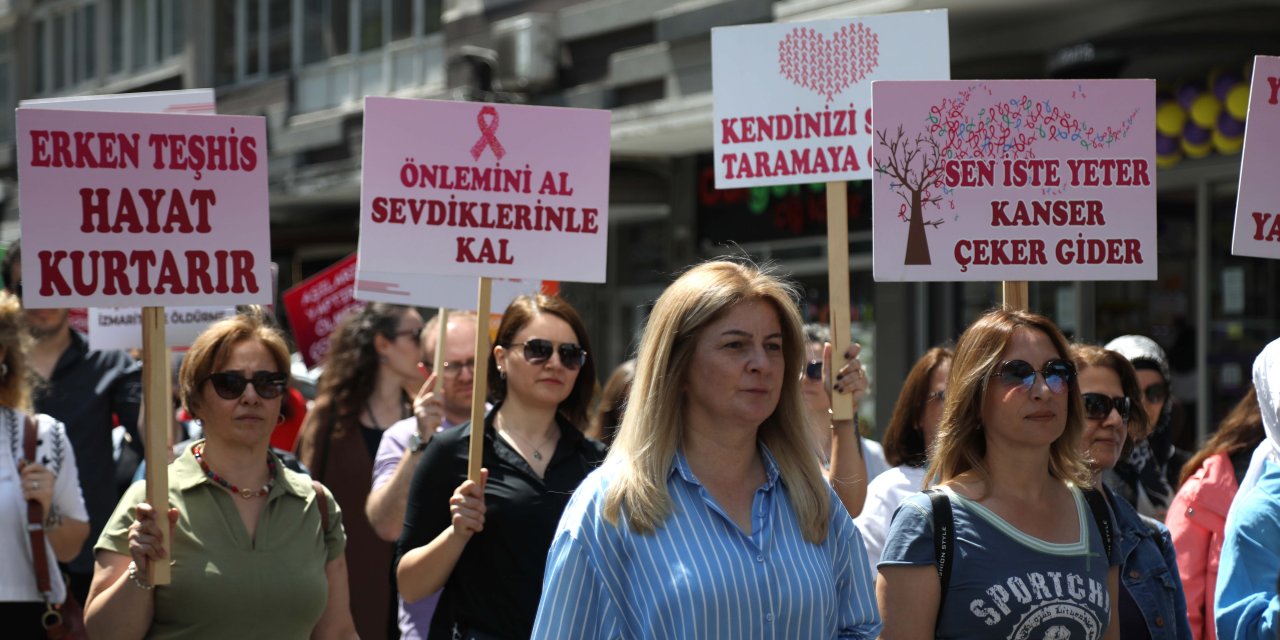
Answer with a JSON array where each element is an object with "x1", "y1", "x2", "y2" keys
[{"x1": 85, "y1": 311, "x2": 357, "y2": 639}]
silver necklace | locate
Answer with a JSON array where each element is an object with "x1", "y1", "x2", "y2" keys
[{"x1": 496, "y1": 418, "x2": 557, "y2": 461}]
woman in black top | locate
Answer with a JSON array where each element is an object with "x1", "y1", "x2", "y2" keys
[{"x1": 396, "y1": 294, "x2": 606, "y2": 640}]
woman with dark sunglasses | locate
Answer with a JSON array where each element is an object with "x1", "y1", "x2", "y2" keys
[
  {"x1": 396, "y1": 294, "x2": 606, "y2": 640},
  {"x1": 86, "y1": 311, "x2": 358, "y2": 639},
  {"x1": 1073, "y1": 344, "x2": 1191, "y2": 640},
  {"x1": 296, "y1": 302, "x2": 425, "y2": 639},
  {"x1": 879, "y1": 309, "x2": 1121, "y2": 639}
]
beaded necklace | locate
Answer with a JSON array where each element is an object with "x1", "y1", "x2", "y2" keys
[{"x1": 193, "y1": 442, "x2": 276, "y2": 499}]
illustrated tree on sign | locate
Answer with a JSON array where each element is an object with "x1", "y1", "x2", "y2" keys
[{"x1": 875, "y1": 84, "x2": 1138, "y2": 266}]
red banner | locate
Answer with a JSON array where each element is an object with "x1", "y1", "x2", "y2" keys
[{"x1": 282, "y1": 254, "x2": 361, "y2": 368}]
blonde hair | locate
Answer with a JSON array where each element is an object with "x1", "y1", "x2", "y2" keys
[
  {"x1": 0, "y1": 291, "x2": 31, "y2": 412},
  {"x1": 602, "y1": 260, "x2": 830, "y2": 543},
  {"x1": 926, "y1": 309, "x2": 1092, "y2": 493}
]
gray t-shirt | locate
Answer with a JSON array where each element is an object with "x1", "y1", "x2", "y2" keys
[{"x1": 881, "y1": 485, "x2": 1119, "y2": 640}]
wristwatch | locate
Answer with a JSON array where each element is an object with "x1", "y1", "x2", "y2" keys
[{"x1": 408, "y1": 432, "x2": 429, "y2": 454}]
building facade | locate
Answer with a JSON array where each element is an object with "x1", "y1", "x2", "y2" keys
[{"x1": 3, "y1": 0, "x2": 1277, "y2": 443}]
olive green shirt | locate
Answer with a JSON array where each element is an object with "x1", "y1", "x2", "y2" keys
[{"x1": 96, "y1": 441, "x2": 345, "y2": 639}]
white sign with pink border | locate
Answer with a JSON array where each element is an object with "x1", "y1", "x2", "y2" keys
[
  {"x1": 1233, "y1": 55, "x2": 1280, "y2": 260},
  {"x1": 711, "y1": 10, "x2": 949, "y2": 188},
  {"x1": 357, "y1": 97, "x2": 611, "y2": 287},
  {"x1": 16, "y1": 108, "x2": 272, "y2": 308},
  {"x1": 872, "y1": 80, "x2": 1157, "y2": 281}
]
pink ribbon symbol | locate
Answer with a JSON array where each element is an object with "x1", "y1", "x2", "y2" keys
[{"x1": 470, "y1": 106, "x2": 506, "y2": 161}]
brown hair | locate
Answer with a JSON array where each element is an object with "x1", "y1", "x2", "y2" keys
[
  {"x1": 0, "y1": 291, "x2": 31, "y2": 412},
  {"x1": 926, "y1": 309, "x2": 1093, "y2": 493},
  {"x1": 883, "y1": 347, "x2": 953, "y2": 467},
  {"x1": 589, "y1": 359, "x2": 635, "y2": 446},
  {"x1": 303, "y1": 303, "x2": 414, "y2": 440},
  {"x1": 180, "y1": 309, "x2": 291, "y2": 421},
  {"x1": 489, "y1": 294, "x2": 596, "y2": 429},
  {"x1": 1179, "y1": 385, "x2": 1265, "y2": 487},
  {"x1": 1070, "y1": 344, "x2": 1152, "y2": 461}
]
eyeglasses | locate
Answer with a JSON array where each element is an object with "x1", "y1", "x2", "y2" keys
[
  {"x1": 509, "y1": 339, "x2": 587, "y2": 370},
  {"x1": 394, "y1": 329, "x2": 422, "y2": 346},
  {"x1": 1082, "y1": 393, "x2": 1132, "y2": 421},
  {"x1": 205, "y1": 371, "x2": 287, "y2": 400},
  {"x1": 1142, "y1": 382, "x2": 1168, "y2": 404},
  {"x1": 991, "y1": 359, "x2": 1075, "y2": 394},
  {"x1": 440, "y1": 358, "x2": 476, "y2": 378},
  {"x1": 803, "y1": 360, "x2": 823, "y2": 381},
  {"x1": 926, "y1": 389, "x2": 946, "y2": 404}
]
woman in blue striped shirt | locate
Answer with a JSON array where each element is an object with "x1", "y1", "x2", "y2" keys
[{"x1": 531, "y1": 259, "x2": 882, "y2": 639}]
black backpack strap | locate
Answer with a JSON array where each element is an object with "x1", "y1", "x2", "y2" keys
[
  {"x1": 925, "y1": 488, "x2": 954, "y2": 618},
  {"x1": 1082, "y1": 488, "x2": 1114, "y2": 559}
]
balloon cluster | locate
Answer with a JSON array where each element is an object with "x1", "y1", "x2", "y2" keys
[{"x1": 1156, "y1": 64, "x2": 1251, "y2": 168}]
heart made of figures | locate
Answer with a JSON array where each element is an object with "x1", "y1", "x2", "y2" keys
[{"x1": 777, "y1": 23, "x2": 880, "y2": 102}]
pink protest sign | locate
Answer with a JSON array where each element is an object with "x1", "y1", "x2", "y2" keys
[
  {"x1": 711, "y1": 10, "x2": 949, "y2": 188},
  {"x1": 16, "y1": 108, "x2": 271, "y2": 308},
  {"x1": 871, "y1": 80, "x2": 1156, "y2": 281},
  {"x1": 358, "y1": 98, "x2": 611, "y2": 283},
  {"x1": 282, "y1": 254, "x2": 362, "y2": 368},
  {"x1": 1233, "y1": 56, "x2": 1280, "y2": 260}
]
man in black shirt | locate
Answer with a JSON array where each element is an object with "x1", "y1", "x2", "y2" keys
[{"x1": 4, "y1": 240, "x2": 143, "y2": 603}]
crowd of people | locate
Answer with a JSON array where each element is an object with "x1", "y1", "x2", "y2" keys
[{"x1": 3, "y1": 249, "x2": 1280, "y2": 639}]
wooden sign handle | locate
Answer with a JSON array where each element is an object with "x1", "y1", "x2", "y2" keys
[
  {"x1": 467, "y1": 280, "x2": 492, "y2": 483},
  {"x1": 141, "y1": 307, "x2": 171, "y2": 585},
  {"x1": 1002, "y1": 281, "x2": 1029, "y2": 311},
  {"x1": 433, "y1": 308, "x2": 450, "y2": 393},
  {"x1": 826, "y1": 181, "x2": 854, "y2": 421}
]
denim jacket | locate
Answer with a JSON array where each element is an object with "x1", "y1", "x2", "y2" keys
[{"x1": 1109, "y1": 484, "x2": 1194, "y2": 639}]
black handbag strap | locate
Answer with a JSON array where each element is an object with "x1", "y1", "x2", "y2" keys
[
  {"x1": 1083, "y1": 487, "x2": 1114, "y2": 559},
  {"x1": 925, "y1": 487, "x2": 954, "y2": 620},
  {"x1": 312, "y1": 480, "x2": 330, "y2": 534}
]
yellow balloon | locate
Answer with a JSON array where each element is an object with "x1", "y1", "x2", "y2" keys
[
  {"x1": 1156, "y1": 102, "x2": 1187, "y2": 137},
  {"x1": 1156, "y1": 152, "x2": 1182, "y2": 169},
  {"x1": 1226, "y1": 83, "x2": 1250, "y2": 120},
  {"x1": 1213, "y1": 129, "x2": 1243, "y2": 155},
  {"x1": 1181, "y1": 136, "x2": 1212, "y2": 158},
  {"x1": 1190, "y1": 94, "x2": 1222, "y2": 129}
]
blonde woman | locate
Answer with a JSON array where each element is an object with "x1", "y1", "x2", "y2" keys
[
  {"x1": 878, "y1": 309, "x2": 1120, "y2": 639},
  {"x1": 531, "y1": 260, "x2": 881, "y2": 639}
]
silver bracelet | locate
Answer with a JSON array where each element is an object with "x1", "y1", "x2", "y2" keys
[{"x1": 127, "y1": 561, "x2": 155, "y2": 590}]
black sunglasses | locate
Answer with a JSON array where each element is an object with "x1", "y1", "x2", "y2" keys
[
  {"x1": 991, "y1": 359, "x2": 1075, "y2": 394},
  {"x1": 1082, "y1": 393, "x2": 1132, "y2": 421},
  {"x1": 1142, "y1": 382, "x2": 1168, "y2": 404},
  {"x1": 804, "y1": 360, "x2": 824, "y2": 381},
  {"x1": 509, "y1": 339, "x2": 587, "y2": 370},
  {"x1": 206, "y1": 371, "x2": 287, "y2": 400}
]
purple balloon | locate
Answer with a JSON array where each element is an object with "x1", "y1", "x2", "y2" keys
[
  {"x1": 1157, "y1": 133, "x2": 1180, "y2": 155},
  {"x1": 1183, "y1": 121, "x2": 1211, "y2": 145},
  {"x1": 1214, "y1": 73, "x2": 1241, "y2": 101},
  {"x1": 1217, "y1": 112, "x2": 1245, "y2": 137},
  {"x1": 1177, "y1": 83, "x2": 1202, "y2": 110}
]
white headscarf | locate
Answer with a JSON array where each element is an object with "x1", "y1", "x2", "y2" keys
[{"x1": 1233, "y1": 337, "x2": 1280, "y2": 507}]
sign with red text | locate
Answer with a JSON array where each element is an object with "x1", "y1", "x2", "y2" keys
[
  {"x1": 283, "y1": 254, "x2": 363, "y2": 368},
  {"x1": 711, "y1": 10, "x2": 949, "y2": 188},
  {"x1": 356, "y1": 270, "x2": 538, "y2": 312},
  {"x1": 871, "y1": 80, "x2": 1156, "y2": 281},
  {"x1": 88, "y1": 306, "x2": 237, "y2": 351},
  {"x1": 357, "y1": 97, "x2": 611, "y2": 283},
  {"x1": 16, "y1": 109, "x2": 271, "y2": 308},
  {"x1": 1233, "y1": 56, "x2": 1280, "y2": 260}
]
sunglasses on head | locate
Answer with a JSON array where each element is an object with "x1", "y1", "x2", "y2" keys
[
  {"x1": 804, "y1": 360, "x2": 823, "y2": 381},
  {"x1": 206, "y1": 371, "x2": 287, "y2": 400},
  {"x1": 510, "y1": 339, "x2": 587, "y2": 370},
  {"x1": 991, "y1": 359, "x2": 1075, "y2": 394},
  {"x1": 1082, "y1": 392, "x2": 1132, "y2": 421},
  {"x1": 1142, "y1": 382, "x2": 1168, "y2": 404}
]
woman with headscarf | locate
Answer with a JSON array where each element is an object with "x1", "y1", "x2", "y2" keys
[
  {"x1": 1214, "y1": 337, "x2": 1280, "y2": 640},
  {"x1": 1104, "y1": 335, "x2": 1190, "y2": 520}
]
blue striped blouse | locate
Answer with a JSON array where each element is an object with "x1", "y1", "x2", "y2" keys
[{"x1": 531, "y1": 446, "x2": 882, "y2": 639}]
